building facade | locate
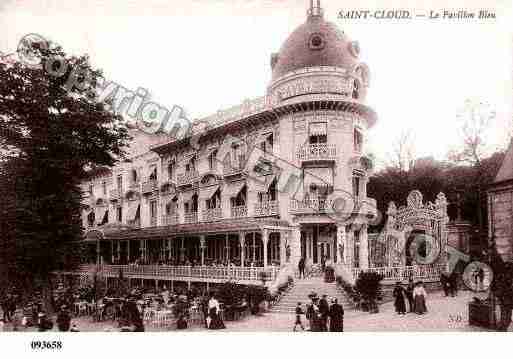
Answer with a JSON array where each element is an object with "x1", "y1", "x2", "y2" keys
[
  {"x1": 488, "y1": 140, "x2": 513, "y2": 262},
  {"x1": 78, "y1": 1, "x2": 379, "y2": 285}
]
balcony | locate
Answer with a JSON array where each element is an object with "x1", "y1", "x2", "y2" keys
[
  {"x1": 177, "y1": 171, "x2": 199, "y2": 186},
  {"x1": 289, "y1": 196, "x2": 378, "y2": 217},
  {"x1": 231, "y1": 205, "x2": 247, "y2": 218},
  {"x1": 184, "y1": 211, "x2": 198, "y2": 224},
  {"x1": 162, "y1": 213, "x2": 179, "y2": 226},
  {"x1": 68, "y1": 264, "x2": 278, "y2": 284},
  {"x1": 223, "y1": 161, "x2": 246, "y2": 177},
  {"x1": 127, "y1": 218, "x2": 141, "y2": 228},
  {"x1": 254, "y1": 200, "x2": 279, "y2": 217},
  {"x1": 142, "y1": 180, "x2": 158, "y2": 194},
  {"x1": 202, "y1": 207, "x2": 222, "y2": 222},
  {"x1": 296, "y1": 143, "x2": 337, "y2": 163},
  {"x1": 290, "y1": 197, "x2": 332, "y2": 214},
  {"x1": 109, "y1": 188, "x2": 122, "y2": 202}
]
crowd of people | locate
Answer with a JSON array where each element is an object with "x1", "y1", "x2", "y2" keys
[{"x1": 294, "y1": 293, "x2": 344, "y2": 332}]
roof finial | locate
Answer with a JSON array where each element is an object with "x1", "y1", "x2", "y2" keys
[{"x1": 307, "y1": 0, "x2": 323, "y2": 18}]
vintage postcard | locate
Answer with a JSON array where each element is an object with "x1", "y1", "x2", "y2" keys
[{"x1": 1, "y1": 0, "x2": 513, "y2": 350}]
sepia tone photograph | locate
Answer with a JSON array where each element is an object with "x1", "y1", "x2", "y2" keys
[{"x1": 0, "y1": 0, "x2": 513, "y2": 344}]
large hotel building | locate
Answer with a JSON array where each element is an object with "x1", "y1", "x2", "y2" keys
[{"x1": 77, "y1": 1, "x2": 380, "y2": 287}]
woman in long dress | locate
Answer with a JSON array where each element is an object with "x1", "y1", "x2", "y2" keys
[
  {"x1": 413, "y1": 282, "x2": 427, "y2": 315},
  {"x1": 207, "y1": 295, "x2": 225, "y2": 330},
  {"x1": 393, "y1": 282, "x2": 407, "y2": 315}
]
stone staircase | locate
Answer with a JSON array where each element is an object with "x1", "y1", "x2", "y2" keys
[{"x1": 270, "y1": 277, "x2": 352, "y2": 313}]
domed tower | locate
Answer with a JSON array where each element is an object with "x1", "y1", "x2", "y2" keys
[{"x1": 270, "y1": 1, "x2": 377, "y2": 271}]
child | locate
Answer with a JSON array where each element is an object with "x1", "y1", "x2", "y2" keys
[{"x1": 293, "y1": 302, "x2": 305, "y2": 331}]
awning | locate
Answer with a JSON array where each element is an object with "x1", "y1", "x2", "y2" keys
[
  {"x1": 252, "y1": 174, "x2": 276, "y2": 193},
  {"x1": 226, "y1": 181, "x2": 246, "y2": 198},
  {"x1": 127, "y1": 202, "x2": 140, "y2": 221},
  {"x1": 95, "y1": 207, "x2": 107, "y2": 224},
  {"x1": 99, "y1": 210, "x2": 109, "y2": 225},
  {"x1": 199, "y1": 185, "x2": 220, "y2": 200},
  {"x1": 309, "y1": 122, "x2": 327, "y2": 136}
]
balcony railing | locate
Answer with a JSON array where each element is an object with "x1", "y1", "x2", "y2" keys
[
  {"x1": 142, "y1": 180, "x2": 158, "y2": 194},
  {"x1": 162, "y1": 213, "x2": 179, "y2": 226},
  {"x1": 231, "y1": 205, "x2": 247, "y2": 218},
  {"x1": 184, "y1": 211, "x2": 198, "y2": 224},
  {"x1": 127, "y1": 218, "x2": 141, "y2": 228},
  {"x1": 150, "y1": 216, "x2": 158, "y2": 227},
  {"x1": 68, "y1": 264, "x2": 278, "y2": 284},
  {"x1": 296, "y1": 143, "x2": 337, "y2": 162},
  {"x1": 177, "y1": 171, "x2": 199, "y2": 186},
  {"x1": 202, "y1": 207, "x2": 222, "y2": 222},
  {"x1": 352, "y1": 264, "x2": 446, "y2": 283},
  {"x1": 254, "y1": 200, "x2": 279, "y2": 216},
  {"x1": 290, "y1": 197, "x2": 377, "y2": 217},
  {"x1": 109, "y1": 189, "x2": 122, "y2": 201},
  {"x1": 290, "y1": 197, "x2": 331, "y2": 214},
  {"x1": 223, "y1": 161, "x2": 246, "y2": 176}
]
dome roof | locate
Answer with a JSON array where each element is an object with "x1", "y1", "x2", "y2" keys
[{"x1": 271, "y1": 10, "x2": 359, "y2": 81}]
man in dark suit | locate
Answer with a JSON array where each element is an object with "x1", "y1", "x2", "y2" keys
[
  {"x1": 318, "y1": 294, "x2": 329, "y2": 332},
  {"x1": 298, "y1": 257, "x2": 305, "y2": 279},
  {"x1": 329, "y1": 298, "x2": 344, "y2": 332}
]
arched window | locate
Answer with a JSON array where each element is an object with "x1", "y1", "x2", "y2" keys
[{"x1": 352, "y1": 79, "x2": 359, "y2": 100}]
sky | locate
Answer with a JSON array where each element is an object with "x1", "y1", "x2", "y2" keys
[{"x1": 1, "y1": 0, "x2": 513, "y2": 167}]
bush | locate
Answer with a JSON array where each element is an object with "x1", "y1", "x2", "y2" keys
[{"x1": 354, "y1": 271, "x2": 383, "y2": 314}]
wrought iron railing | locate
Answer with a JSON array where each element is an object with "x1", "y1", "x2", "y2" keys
[
  {"x1": 109, "y1": 189, "x2": 122, "y2": 201},
  {"x1": 296, "y1": 143, "x2": 337, "y2": 162},
  {"x1": 184, "y1": 211, "x2": 198, "y2": 224},
  {"x1": 290, "y1": 197, "x2": 331, "y2": 213},
  {"x1": 352, "y1": 264, "x2": 446, "y2": 283},
  {"x1": 231, "y1": 205, "x2": 247, "y2": 218},
  {"x1": 142, "y1": 180, "x2": 158, "y2": 194},
  {"x1": 162, "y1": 213, "x2": 179, "y2": 226},
  {"x1": 202, "y1": 207, "x2": 222, "y2": 222},
  {"x1": 177, "y1": 171, "x2": 199, "y2": 186},
  {"x1": 70, "y1": 264, "x2": 278, "y2": 283},
  {"x1": 254, "y1": 200, "x2": 279, "y2": 216}
]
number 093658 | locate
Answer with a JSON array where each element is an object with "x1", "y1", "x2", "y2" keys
[{"x1": 30, "y1": 341, "x2": 63, "y2": 350}]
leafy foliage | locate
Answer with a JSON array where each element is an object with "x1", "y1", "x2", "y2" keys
[{"x1": 0, "y1": 41, "x2": 130, "y2": 298}]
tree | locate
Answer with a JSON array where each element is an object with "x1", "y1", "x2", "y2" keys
[
  {"x1": 447, "y1": 99, "x2": 496, "y2": 232},
  {"x1": 0, "y1": 40, "x2": 130, "y2": 309},
  {"x1": 388, "y1": 129, "x2": 416, "y2": 171}
]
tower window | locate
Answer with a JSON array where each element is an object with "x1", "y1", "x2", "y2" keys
[
  {"x1": 354, "y1": 128, "x2": 363, "y2": 152},
  {"x1": 309, "y1": 122, "x2": 327, "y2": 144}
]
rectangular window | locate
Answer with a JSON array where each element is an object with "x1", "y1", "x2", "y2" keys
[
  {"x1": 88, "y1": 184, "x2": 93, "y2": 195},
  {"x1": 354, "y1": 128, "x2": 363, "y2": 152},
  {"x1": 117, "y1": 207, "x2": 122, "y2": 222},
  {"x1": 102, "y1": 181, "x2": 107, "y2": 195},
  {"x1": 309, "y1": 122, "x2": 327, "y2": 144},
  {"x1": 167, "y1": 162, "x2": 174, "y2": 180},
  {"x1": 209, "y1": 150, "x2": 217, "y2": 171},
  {"x1": 354, "y1": 230, "x2": 360, "y2": 268},
  {"x1": 352, "y1": 175, "x2": 361, "y2": 199},
  {"x1": 150, "y1": 200, "x2": 157, "y2": 219},
  {"x1": 149, "y1": 166, "x2": 157, "y2": 181},
  {"x1": 117, "y1": 175, "x2": 123, "y2": 191}
]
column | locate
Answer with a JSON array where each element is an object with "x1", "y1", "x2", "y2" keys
[
  {"x1": 225, "y1": 234, "x2": 230, "y2": 263},
  {"x1": 263, "y1": 229, "x2": 269, "y2": 268},
  {"x1": 200, "y1": 235, "x2": 206, "y2": 266},
  {"x1": 127, "y1": 241, "x2": 130, "y2": 263},
  {"x1": 111, "y1": 241, "x2": 115, "y2": 264},
  {"x1": 117, "y1": 241, "x2": 121, "y2": 263},
  {"x1": 252, "y1": 232, "x2": 256, "y2": 263},
  {"x1": 96, "y1": 239, "x2": 100, "y2": 266},
  {"x1": 336, "y1": 225, "x2": 347, "y2": 265},
  {"x1": 180, "y1": 237, "x2": 185, "y2": 262},
  {"x1": 280, "y1": 231, "x2": 286, "y2": 266},
  {"x1": 290, "y1": 227, "x2": 301, "y2": 267},
  {"x1": 359, "y1": 224, "x2": 369, "y2": 270},
  {"x1": 346, "y1": 229, "x2": 354, "y2": 268},
  {"x1": 239, "y1": 232, "x2": 245, "y2": 267}
]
